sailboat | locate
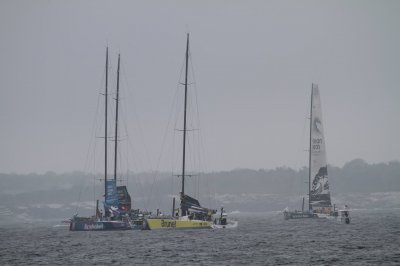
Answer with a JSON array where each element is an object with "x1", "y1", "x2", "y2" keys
[
  {"x1": 144, "y1": 34, "x2": 220, "y2": 230},
  {"x1": 70, "y1": 49, "x2": 144, "y2": 231},
  {"x1": 284, "y1": 83, "x2": 346, "y2": 220}
]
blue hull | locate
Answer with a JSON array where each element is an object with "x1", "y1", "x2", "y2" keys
[{"x1": 69, "y1": 217, "x2": 144, "y2": 231}]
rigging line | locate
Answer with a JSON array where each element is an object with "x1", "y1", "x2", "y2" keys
[
  {"x1": 133, "y1": 173, "x2": 146, "y2": 210},
  {"x1": 119, "y1": 117, "x2": 146, "y2": 194},
  {"x1": 172, "y1": 110, "x2": 177, "y2": 185},
  {"x1": 170, "y1": 166, "x2": 175, "y2": 208},
  {"x1": 158, "y1": 53, "x2": 186, "y2": 162},
  {"x1": 188, "y1": 132, "x2": 203, "y2": 198},
  {"x1": 118, "y1": 95, "x2": 141, "y2": 174},
  {"x1": 174, "y1": 55, "x2": 187, "y2": 124},
  {"x1": 294, "y1": 118, "x2": 308, "y2": 196},
  {"x1": 190, "y1": 52, "x2": 211, "y2": 205},
  {"x1": 189, "y1": 128, "x2": 196, "y2": 177},
  {"x1": 169, "y1": 88, "x2": 184, "y2": 208},
  {"x1": 189, "y1": 50, "x2": 213, "y2": 205},
  {"x1": 121, "y1": 62, "x2": 154, "y2": 172},
  {"x1": 116, "y1": 140, "x2": 123, "y2": 183},
  {"x1": 93, "y1": 174, "x2": 96, "y2": 217},
  {"x1": 124, "y1": 123, "x2": 130, "y2": 188},
  {"x1": 172, "y1": 86, "x2": 182, "y2": 176},
  {"x1": 75, "y1": 65, "x2": 106, "y2": 215},
  {"x1": 188, "y1": 54, "x2": 204, "y2": 170},
  {"x1": 192, "y1": 121, "x2": 204, "y2": 181},
  {"x1": 185, "y1": 54, "x2": 199, "y2": 194},
  {"x1": 125, "y1": 169, "x2": 129, "y2": 188},
  {"x1": 189, "y1": 50, "x2": 201, "y2": 132},
  {"x1": 146, "y1": 52, "x2": 186, "y2": 210},
  {"x1": 145, "y1": 77, "x2": 182, "y2": 210},
  {"x1": 116, "y1": 102, "x2": 129, "y2": 182},
  {"x1": 199, "y1": 177, "x2": 202, "y2": 202},
  {"x1": 116, "y1": 137, "x2": 130, "y2": 185},
  {"x1": 121, "y1": 116, "x2": 144, "y2": 179},
  {"x1": 83, "y1": 91, "x2": 103, "y2": 173},
  {"x1": 294, "y1": 87, "x2": 312, "y2": 196},
  {"x1": 115, "y1": 62, "x2": 148, "y2": 195},
  {"x1": 190, "y1": 54, "x2": 206, "y2": 175},
  {"x1": 90, "y1": 109, "x2": 102, "y2": 211},
  {"x1": 91, "y1": 129, "x2": 98, "y2": 201}
]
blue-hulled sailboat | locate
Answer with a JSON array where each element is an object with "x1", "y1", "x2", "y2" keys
[{"x1": 70, "y1": 50, "x2": 144, "y2": 231}]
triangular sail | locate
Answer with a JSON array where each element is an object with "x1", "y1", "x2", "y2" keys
[{"x1": 309, "y1": 84, "x2": 331, "y2": 209}]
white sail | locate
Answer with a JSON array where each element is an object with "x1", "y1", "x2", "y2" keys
[{"x1": 309, "y1": 84, "x2": 331, "y2": 208}]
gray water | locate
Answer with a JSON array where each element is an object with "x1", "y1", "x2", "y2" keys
[{"x1": 1, "y1": 209, "x2": 400, "y2": 265}]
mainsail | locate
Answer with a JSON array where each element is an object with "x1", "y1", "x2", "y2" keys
[{"x1": 309, "y1": 84, "x2": 332, "y2": 209}]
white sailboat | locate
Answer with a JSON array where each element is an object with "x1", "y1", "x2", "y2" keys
[
  {"x1": 284, "y1": 84, "x2": 349, "y2": 222},
  {"x1": 309, "y1": 83, "x2": 334, "y2": 216}
]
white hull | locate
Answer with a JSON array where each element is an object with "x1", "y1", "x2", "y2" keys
[
  {"x1": 315, "y1": 213, "x2": 331, "y2": 219},
  {"x1": 316, "y1": 211, "x2": 351, "y2": 224}
]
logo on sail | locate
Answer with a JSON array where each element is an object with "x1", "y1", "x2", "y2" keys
[
  {"x1": 310, "y1": 166, "x2": 331, "y2": 207},
  {"x1": 313, "y1": 117, "x2": 323, "y2": 134}
]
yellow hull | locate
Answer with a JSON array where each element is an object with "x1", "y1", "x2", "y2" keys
[{"x1": 145, "y1": 218, "x2": 212, "y2": 230}]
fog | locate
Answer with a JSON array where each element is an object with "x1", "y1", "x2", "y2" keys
[
  {"x1": 0, "y1": 159, "x2": 398, "y2": 224},
  {"x1": 1, "y1": 1, "x2": 399, "y2": 174}
]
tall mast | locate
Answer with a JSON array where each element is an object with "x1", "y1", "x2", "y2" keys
[
  {"x1": 181, "y1": 33, "x2": 189, "y2": 198},
  {"x1": 308, "y1": 83, "x2": 314, "y2": 211},
  {"x1": 104, "y1": 47, "x2": 109, "y2": 198},
  {"x1": 114, "y1": 54, "x2": 121, "y2": 182}
]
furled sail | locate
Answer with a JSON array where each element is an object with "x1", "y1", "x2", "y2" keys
[
  {"x1": 104, "y1": 180, "x2": 119, "y2": 216},
  {"x1": 117, "y1": 185, "x2": 131, "y2": 212},
  {"x1": 180, "y1": 193, "x2": 215, "y2": 217},
  {"x1": 309, "y1": 84, "x2": 332, "y2": 208}
]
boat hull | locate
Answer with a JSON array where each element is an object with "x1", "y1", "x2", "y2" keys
[
  {"x1": 145, "y1": 218, "x2": 212, "y2": 230},
  {"x1": 69, "y1": 219, "x2": 133, "y2": 231},
  {"x1": 69, "y1": 217, "x2": 143, "y2": 231},
  {"x1": 284, "y1": 211, "x2": 317, "y2": 220}
]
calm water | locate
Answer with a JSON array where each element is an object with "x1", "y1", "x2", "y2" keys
[{"x1": 1, "y1": 209, "x2": 400, "y2": 265}]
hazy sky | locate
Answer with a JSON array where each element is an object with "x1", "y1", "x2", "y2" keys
[{"x1": 1, "y1": 0, "x2": 399, "y2": 174}]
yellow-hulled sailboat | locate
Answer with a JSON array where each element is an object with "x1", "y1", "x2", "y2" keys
[
  {"x1": 144, "y1": 33, "x2": 217, "y2": 230},
  {"x1": 145, "y1": 216, "x2": 212, "y2": 230}
]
